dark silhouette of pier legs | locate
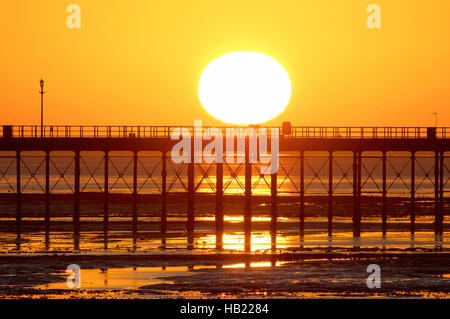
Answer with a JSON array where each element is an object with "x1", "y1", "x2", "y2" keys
[
  {"x1": 410, "y1": 152, "x2": 416, "y2": 233},
  {"x1": 45, "y1": 151, "x2": 50, "y2": 233},
  {"x1": 358, "y1": 152, "x2": 362, "y2": 234},
  {"x1": 299, "y1": 151, "x2": 305, "y2": 241},
  {"x1": 434, "y1": 151, "x2": 441, "y2": 233},
  {"x1": 382, "y1": 151, "x2": 387, "y2": 234},
  {"x1": 216, "y1": 161, "x2": 223, "y2": 250},
  {"x1": 45, "y1": 230, "x2": 50, "y2": 251},
  {"x1": 435, "y1": 232, "x2": 443, "y2": 251},
  {"x1": 161, "y1": 234, "x2": 167, "y2": 250},
  {"x1": 74, "y1": 151, "x2": 80, "y2": 238},
  {"x1": 353, "y1": 151, "x2": 361, "y2": 237},
  {"x1": 161, "y1": 151, "x2": 167, "y2": 234},
  {"x1": 16, "y1": 150, "x2": 21, "y2": 240},
  {"x1": 44, "y1": 151, "x2": 50, "y2": 250},
  {"x1": 132, "y1": 150, "x2": 138, "y2": 235},
  {"x1": 439, "y1": 151, "x2": 444, "y2": 233},
  {"x1": 187, "y1": 139, "x2": 195, "y2": 249},
  {"x1": 2, "y1": 125, "x2": 450, "y2": 255},
  {"x1": 73, "y1": 232, "x2": 80, "y2": 251},
  {"x1": 271, "y1": 171, "x2": 277, "y2": 252},
  {"x1": 104, "y1": 151, "x2": 109, "y2": 250},
  {"x1": 244, "y1": 136, "x2": 252, "y2": 252},
  {"x1": 328, "y1": 151, "x2": 333, "y2": 236}
]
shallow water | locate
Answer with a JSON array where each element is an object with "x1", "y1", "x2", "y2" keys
[
  {"x1": 1, "y1": 215, "x2": 448, "y2": 254},
  {"x1": 1, "y1": 202, "x2": 448, "y2": 298}
]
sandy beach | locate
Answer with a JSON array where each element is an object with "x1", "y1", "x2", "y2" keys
[{"x1": 0, "y1": 195, "x2": 448, "y2": 298}]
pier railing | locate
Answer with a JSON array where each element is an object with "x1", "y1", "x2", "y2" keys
[{"x1": 1, "y1": 125, "x2": 449, "y2": 139}]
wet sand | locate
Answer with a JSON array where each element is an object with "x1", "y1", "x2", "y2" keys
[
  {"x1": 0, "y1": 252, "x2": 449, "y2": 298},
  {"x1": 0, "y1": 195, "x2": 448, "y2": 298}
]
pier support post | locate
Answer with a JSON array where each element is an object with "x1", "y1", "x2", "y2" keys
[
  {"x1": 328, "y1": 151, "x2": 333, "y2": 236},
  {"x1": 353, "y1": 151, "x2": 361, "y2": 237},
  {"x1": 45, "y1": 151, "x2": 50, "y2": 232},
  {"x1": 244, "y1": 135, "x2": 252, "y2": 252},
  {"x1": 74, "y1": 151, "x2": 80, "y2": 236},
  {"x1": 104, "y1": 151, "x2": 109, "y2": 250},
  {"x1": 132, "y1": 150, "x2": 138, "y2": 233},
  {"x1": 382, "y1": 151, "x2": 387, "y2": 234},
  {"x1": 216, "y1": 161, "x2": 224, "y2": 250},
  {"x1": 16, "y1": 150, "x2": 21, "y2": 236},
  {"x1": 439, "y1": 151, "x2": 444, "y2": 233},
  {"x1": 271, "y1": 171, "x2": 277, "y2": 252},
  {"x1": 358, "y1": 151, "x2": 362, "y2": 234},
  {"x1": 299, "y1": 151, "x2": 305, "y2": 238},
  {"x1": 434, "y1": 151, "x2": 440, "y2": 233},
  {"x1": 187, "y1": 138, "x2": 195, "y2": 247},
  {"x1": 410, "y1": 151, "x2": 415, "y2": 232},
  {"x1": 104, "y1": 151, "x2": 109, "y2": 225},
  {"x1": 161, "y1": 151, "x2": 167, "y2": 234}
]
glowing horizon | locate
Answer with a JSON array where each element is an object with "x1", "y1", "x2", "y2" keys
[{"x1": 0, "y1": 1, "x2": 449, "y2": 126}]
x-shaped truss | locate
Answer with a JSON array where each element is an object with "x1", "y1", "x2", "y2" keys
[
  {"x1": 137, "y1": 156, "x2": 162, "y2": 193},
  {"x1": 223, "y1": 161, "x2": 245, "y2": 193},
  {"x1": 277, "y1": 157, "x2": 300, "y2": 193},
  {"x1": 360, "y1": 157, "x2": 383, "y2": 193},
  {"x1": 195, "y1": 163, "x2": 216, "y2": 192},
  {"x1": 304, "y1": 156, "x2": 329, "y2": 193},
  {"x1": 167, "y1": 161, "x2": 187, "y2": 192},
  {"x1": 414, "y1": 157, "x2": 435, "y2": 193},
  {"x1": 108, "y1": 156, "x2": 133, "y2": 193},
  {"x1": 387, "y1": 157, "x2": 410, "y2": 192},
  {"x1": 332, "y1": 157, "x2": 354, "y2": 193},
  {"x1": 21, "y1": 156, "x2": 45, "y2": 193},
  {"x1": 50, "y1": 156, "x2": 74, "y2": 193},
  {"x1": 80, "y1": 156, "x2": 104, "y2": 192},
  {"x1": 250, "y1": 162, "x2": 271, "y2": 192},
  {"x1": 0, "y1": 157, "x2": 16, "y2": 193}
]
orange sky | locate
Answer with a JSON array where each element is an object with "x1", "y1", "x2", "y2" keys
[{"x1": 0, "y1": 0, "x2": 449, "y2": 126}]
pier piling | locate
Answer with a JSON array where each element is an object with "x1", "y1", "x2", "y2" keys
[
  {"x1": 45, "y1": 150, "x2": 50, "y2": 232},
  {"x1": 328, "y1": 151, "x2": 333, "y2": 236},
  {"x1": 410, "y1": 151, "x2": 416, "y2": 232},
  {"x1": 132, "y1": 150, "x2": 138, "y2": 233},
  {"x1": 161, "y1": 151, "x2": 167, "y2": 234},
  {"x1": 187, "y1": 138, "x2": 195, "y2": 247},
  {"x1": 434, "y1": 151, "x2": 440, "y2": 233},
  {"x1": 271, "y1": 171, "x2": 277, "y2": 252},
  {"x1": 74, "y1": 151, "x2": 80, "y2": 235},
  {"x1": 244, "y1": 135, "x2": 252, "y2": 252},
  {"x1": 439, "y1": 151, "x2": 444, "y2": 233},
  {"x1": 16, "y1": 150, "x2": 21, "y2": 235},
  {"x1": 382, "y1": 151, "x2": 387, "y2": 234},
  {"x1": 104, "y1": 151, "x2": 109, "y2": 226},
  {"x1": 299, "y1": 151, "x2": 305, "y2": 238},
  {"x1": 216, "y1": 160, "x2": 224, "y2": 250}
]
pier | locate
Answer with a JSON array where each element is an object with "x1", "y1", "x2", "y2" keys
[{"x1": 0, "y1": 125, "x2": 449, "y2": 251}]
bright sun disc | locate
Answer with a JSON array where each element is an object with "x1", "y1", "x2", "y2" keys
[{"x1": 198, "y1": 51, "x2": 291, "y2": 124}]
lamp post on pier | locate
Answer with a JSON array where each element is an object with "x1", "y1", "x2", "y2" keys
[
  {"x1": 40, "y1": 79, "x2": 45, "y2": 137},
  {"x1": 432, "y1": 112, "x2": 438, "y2": 127}
]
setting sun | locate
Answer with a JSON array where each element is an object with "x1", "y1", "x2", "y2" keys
[{"x1": 198, "y1": 51, "x2": 291, "y2": 124}]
